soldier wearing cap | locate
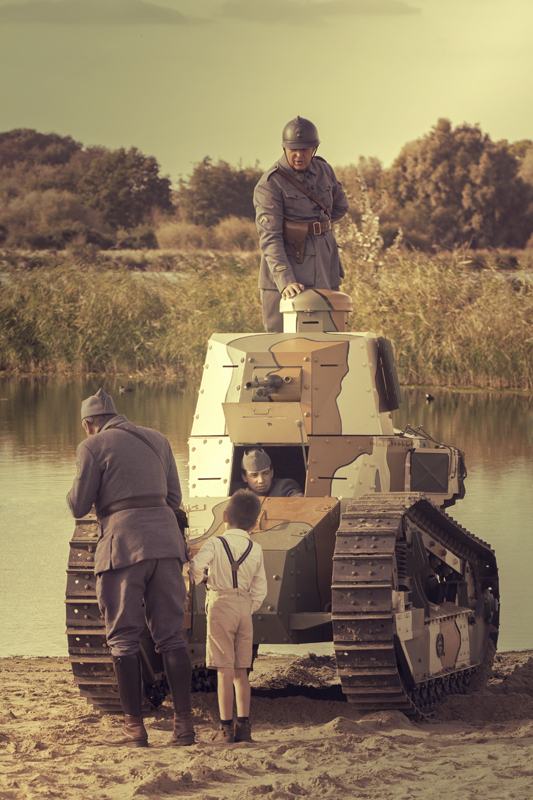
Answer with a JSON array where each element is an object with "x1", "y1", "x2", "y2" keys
[
  {"x1": 238, "y1": 448, "x2": 303, "y2": 498},
  {"x1": 67, "y1": 389, "x2": 194, "y2": 749},
  {"x1": 254, "y1": 116, "x2": 349, "y2": 333}
]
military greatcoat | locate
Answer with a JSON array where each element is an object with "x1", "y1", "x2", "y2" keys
[
  {"x1": 67, "y1": 414, "x2": 187, "y2": 574},
  {"x1": 253, "y1": 152, "x2": 349, "y2": 331},
  {"x1": 67, "y1": 414, "x2": 188, "y2": 656}
]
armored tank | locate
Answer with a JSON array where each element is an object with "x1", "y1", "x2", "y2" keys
[{"x1": 66, "y1": 289, "x2": 499, "y2": 718}]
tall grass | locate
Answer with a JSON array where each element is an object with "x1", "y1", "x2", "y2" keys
[
  {"x1": 342, "y1": 252, "x2": 533, "y2": 389},
  {"x1": 0, "y1": 255, "x2": 263, "y2": 383},
  {"x1": 1, "y1": 249, "x2": 532, "y2": 389}
]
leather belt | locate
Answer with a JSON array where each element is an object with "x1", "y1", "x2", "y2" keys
[
  {"x1": 308, "y1": 219, "x2": 331, "y2": 235},
  {"x1": 98, "y1": 495, "x2": 167, "y2": 521}
]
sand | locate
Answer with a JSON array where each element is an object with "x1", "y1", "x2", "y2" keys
[{"x1": 2, "y1": 650, "x2": 533, "y2": 800}]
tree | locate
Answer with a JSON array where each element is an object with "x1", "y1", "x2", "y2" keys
[
  {"x1": 518, "y1": 145, "x2": 533, "y2": 187},
  {"x1": 388, "y1": 119, "x2": 533, "y2": 248},
  {"x1": 0, "y1": 129, "x2": 81, "y2": 168},
  {"x1": 79, "y1": 147, "x2": 172, "y2": 229},
  {"x1": 176, "y1": 157, "x2": 262, "y2": 227}
]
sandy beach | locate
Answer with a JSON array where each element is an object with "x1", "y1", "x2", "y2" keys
[{"x1": 2, "y1": 650, "x2": 533, "y2": 799}]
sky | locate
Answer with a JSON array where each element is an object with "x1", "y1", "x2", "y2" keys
[{"x1": 0, "y1": 0, "x2": 532, "y2": 185}]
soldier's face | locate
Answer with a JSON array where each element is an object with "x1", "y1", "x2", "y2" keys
[
  {"x1": 243, "y1": 467, "x2": 274, "y2": 495},
  {"x1": 285, "y1": 147, "x2": 315, "y2": 171}
]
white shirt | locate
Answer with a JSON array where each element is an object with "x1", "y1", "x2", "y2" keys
[{"x1": 189, "y1": 529, "x2": 268, "y2": 614}]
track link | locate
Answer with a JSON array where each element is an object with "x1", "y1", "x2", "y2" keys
[{"x1": 331, "y1": 493, "x2": 499, "y2": 718}]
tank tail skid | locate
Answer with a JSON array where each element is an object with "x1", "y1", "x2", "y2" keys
[{"x1": 332, "y1": 493, "x2": 499, "y2": 719}]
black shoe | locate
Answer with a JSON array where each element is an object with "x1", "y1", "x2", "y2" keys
[
  {"x1": 211, "y1": 724, "x2": 235, "y2": 744},
  {"x1": 234, "y1": 720, "x2": 252, "y2": 742}
]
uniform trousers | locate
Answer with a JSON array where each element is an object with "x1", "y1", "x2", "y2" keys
[
  {"x1": 261, "y1": 289, "x2": 284, "y2": 334},
  {"x1": 97, "y1": 557, "x2": 187, "y2": 657}
]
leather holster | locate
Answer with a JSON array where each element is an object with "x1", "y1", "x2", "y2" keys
[{"x1": 283, "y1": 219, "x2": 309, "y2": 264}]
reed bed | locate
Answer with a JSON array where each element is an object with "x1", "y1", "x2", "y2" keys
[
  {"x1": 0, "y1": 256, "x2": 263, "y2": 382},
  {"x1": 342, "y1": 253, "x2": 533, "y2": 389},
  {"x1": 1, "y1": 250, "x2": 532, "y2": 389}
]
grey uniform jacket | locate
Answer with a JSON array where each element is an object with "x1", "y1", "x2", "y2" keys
[
  {"x1": 67, "y1": 414, "x2": 187, "y2": 574},
  {"x1": 253, "y1": 153, "x2": 349, "y2": 293}
]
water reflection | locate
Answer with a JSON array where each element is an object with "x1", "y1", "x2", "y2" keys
[
  {"x1": 0, "y1": 376, "x2": 196, "y2": 467},
  {"x1": 395, "y1": 388, "x2": 533, "y2": 465},
  {"x1": 1, "y1": 378, "x2": 532, "y2": 657}
]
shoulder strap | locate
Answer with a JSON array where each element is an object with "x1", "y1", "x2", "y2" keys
[
  {"x1": 106, "y1": 422, "x2": 167, "y2": 473},
  {"x1": 218, "y1": 537, "x2": 254, "y2": 589},
  {"x1": 275, "y1": 166, "x2": 331, "y2": 219}
]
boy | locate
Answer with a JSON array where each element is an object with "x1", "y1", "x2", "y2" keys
[{"x1": 189, "y1": 489, "x2": 267, "y2": 743}]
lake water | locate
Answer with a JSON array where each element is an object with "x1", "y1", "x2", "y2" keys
[{"x1": 1, "y1": 377, "x2": 532, "y2": 657}]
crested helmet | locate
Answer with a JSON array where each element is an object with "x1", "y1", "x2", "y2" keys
[{"x1": 282, "y1": 116, "x2": 320, "y2": 149}]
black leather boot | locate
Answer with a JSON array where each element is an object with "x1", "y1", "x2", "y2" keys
[
  {"x1": 106, "y1": 654, "x2": 148, "y2": 747},
  {"x1": 162, "y1": 649, "x2": 195, "y2": 746}
]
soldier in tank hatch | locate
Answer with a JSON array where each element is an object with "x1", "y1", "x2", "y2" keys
[
  {"x1": 66, "y1": 388, "x2": 194, "y2": 748},
  {"x1": 253, "y1": 115, "x2": 349, "y2": 333},
  {"x1": 237, "y1": 448, "x2": 303, "y2": 498}
]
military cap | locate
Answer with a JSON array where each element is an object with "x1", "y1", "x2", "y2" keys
[
  {"x1": 81, "y1": 388, "x2": 117, "y2": 420},
  {"x1": 241, "y1": 448, "x2": 271, "y2": 472}
]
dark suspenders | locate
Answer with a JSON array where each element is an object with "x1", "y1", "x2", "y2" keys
[{"x1": 218, "y1": 537, "x2": 254, "y2": 589}]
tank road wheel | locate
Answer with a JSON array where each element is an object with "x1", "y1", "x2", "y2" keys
[
  {"x1": 331, "y1": 493, "x2": 499, "y2": 719},
  {"x1": 65, "y1": 515, "x2": 212, "y2": 713}
]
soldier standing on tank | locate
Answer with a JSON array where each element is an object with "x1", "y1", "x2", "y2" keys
[
  {"x1": 67, "y1": 388, "x2": 194, "y2": 748},
  {"x1": 253, "y1": 116, "x2": 349, "y2": 333}
]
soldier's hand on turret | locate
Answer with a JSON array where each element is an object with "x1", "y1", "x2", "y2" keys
[{"x1": 282, "y1": 283, "x2": 305, "y2": 300}]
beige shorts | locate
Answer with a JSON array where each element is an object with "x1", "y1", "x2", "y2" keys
[{"x1": 206, "y1": 590, "x2": 254, "y2": 670}]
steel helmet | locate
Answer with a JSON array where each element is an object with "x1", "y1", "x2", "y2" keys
[{"x1": 282, "y1": 116, "x2": 320, "y2": 149}]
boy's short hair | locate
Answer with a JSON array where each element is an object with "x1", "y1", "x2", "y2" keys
[{"x1": 226, "y1": 489, "x2": 261, "y2": 531}]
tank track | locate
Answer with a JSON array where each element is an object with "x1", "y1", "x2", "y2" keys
[
  {"x1": 331, "y1": 493, "x2": 499, "y2": 719},
  {"x1": 66, "y1": 515, "x2": 216, "y2": 714}
]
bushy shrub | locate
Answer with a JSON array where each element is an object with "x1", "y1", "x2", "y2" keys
[
  {"x1": 116, "y1": 224, "x2": 158, "y2": 250},
  {"x1": 0, "y1": 189, "x2": 106, "y2": 249},
  {"x1": 156, "y1": 221, "x2": 214, "y2": 250},
  {"x1": 212, "y1": 216, "x2": 257, "y2": 251}
]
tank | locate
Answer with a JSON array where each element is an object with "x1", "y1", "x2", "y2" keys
[{"x1": 66, "y1": 289, "x2": 499, "y2": 718}]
